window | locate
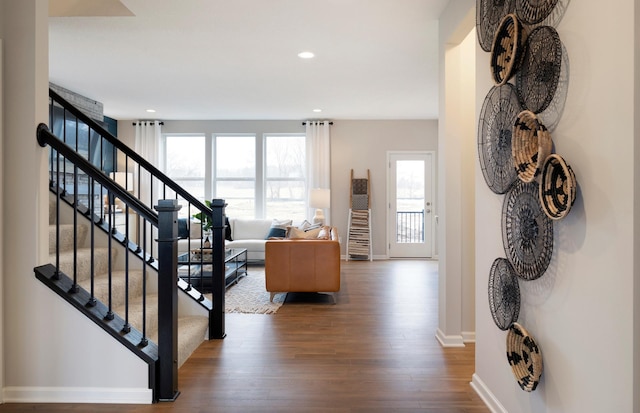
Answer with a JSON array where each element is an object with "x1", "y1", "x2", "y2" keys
[
  {"x1": 162, "y1": 132, "x2": 308, "y2": 220},
  {"x1": 214, "y1": 135, "x2": 256, "y2": 219},
  {"x1": 164, "y1": 135, "x2": 206, "y2": 216},
  {"x1": 264, "y1": 134, "x2": 306, "y2": 220}
]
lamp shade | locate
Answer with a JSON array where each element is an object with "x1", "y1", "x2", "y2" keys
[{"x1": 309, "y1": 188, "x2": 330, "y2": 209}]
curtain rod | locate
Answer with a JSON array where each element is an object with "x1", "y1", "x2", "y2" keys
[
  {"x1": 302, "y1": 121, "x2": 333, "y2": 125},
  {"x1": 132, "y1": 121, "x2": 164, "y2": 126}
]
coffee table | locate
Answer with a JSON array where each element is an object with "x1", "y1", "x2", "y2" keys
[{"x1": 177, "y1": 248, "x2": 247, "y2": 293}]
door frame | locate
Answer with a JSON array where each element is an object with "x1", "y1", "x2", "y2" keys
[{"x1": 386, "y1": 151, "x2": 436, "y2": 258}]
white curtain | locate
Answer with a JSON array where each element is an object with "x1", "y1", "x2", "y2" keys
[
  {"x1": 306, "y1": 121, "x2": 331, "y2": 224},
  {"x1": 134, "y1": 120, "x2": 162, "y2": 209}
]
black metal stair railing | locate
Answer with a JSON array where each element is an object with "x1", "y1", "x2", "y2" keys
[{"x1": 37, "y1": 87, "x2": 229, "y2": 401}]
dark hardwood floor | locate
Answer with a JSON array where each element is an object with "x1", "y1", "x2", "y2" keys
[{"x1": 0, "y1": 259, "x2": 489, "y2": 412}]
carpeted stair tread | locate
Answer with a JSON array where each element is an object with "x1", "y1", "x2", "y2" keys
[
  {"x1": 50, "y1": 247, "x2": 115, "y2": 282},
  {"x1": 49, "y1": 224, "x2": 88, "y2": 253},
  {"x1": 85, "y1": 270, "x2": 146, "y2": 310},
  {"x1": 115, "y1": 294, "x2": 160, "y2": 337},
  {"x1": 148, "y1": 316, "x2": 209, "y2": 369}
]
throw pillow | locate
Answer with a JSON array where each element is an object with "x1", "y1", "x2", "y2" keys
[
  {"x1": 177, "y1": 218, "x2": 189, "y2": 239},
  {"x1": 287, "y1": 226, "x2": 323, "y2": 239},
  {"x1": 317, "y1": 226, "x2": 332, "y2": 240},
  {"x1": 265, "y1": 218, "x2": 292, "y2": 239},
  {"x1": 224, "y1": 216, "x2": 233, "y2": 241}
]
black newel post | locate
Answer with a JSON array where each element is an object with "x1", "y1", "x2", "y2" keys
[
  {"x1": 155, "y1": 199, "x2": 181, "y2": 401},
  {"x1": 210, "y1": 199, "x2": 227, "y2": 339}
]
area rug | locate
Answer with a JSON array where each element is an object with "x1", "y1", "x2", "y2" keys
[{"x1": 206, "y1": 267, "x2": 285, "y2": 314}]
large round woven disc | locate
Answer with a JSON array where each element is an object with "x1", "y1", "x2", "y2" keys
[
  {"x1": 490, "y1": 14, "x2": 525, "y2": 85},
  {"x1": 512, "y1": 110, "x2": 553, "y2": 183},
  {"x1": 515, "y1": 26, "x2": 562, "y2": 114},
  {"x1": 515, "y1": 0, "x2": 559, "y2": 24},
  {"x1": 539, "y1": 154, "x2": 577, "y2": 220},
  {"x1": 478, "y1": 84, "x2": 523, "y2": 194},
  {"x1": 506, "y1": 322, "x2": 543, "y2": 392},
  {"x1": 477, "y1": 0, "x2": 515, "y2": 52},
  {"x1": 488, "y1": 258, "x2": 521, "y2": 330},
  {"x1": 502, "y1": 180, "x2": 553, "y2": 280}
]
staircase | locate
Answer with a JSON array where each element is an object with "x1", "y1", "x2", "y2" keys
[{"x1": 49, "y1": 198, "x2": 209, "y2": 368}]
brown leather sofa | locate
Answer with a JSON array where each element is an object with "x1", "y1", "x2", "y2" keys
[{"x1": 265, "y1": 227, "x2": 341, "y2": 302}]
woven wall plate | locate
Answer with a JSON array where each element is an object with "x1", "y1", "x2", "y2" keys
[
  {"x1": 515, "y1": 26, "x2": 562, "y2": 114},
  {"x1": 477, "y1": 0, "x2": 515, "y2": 52},
  {"x1": 488, "y1": 258, "x2": 521, "y2": 330},
  {"x1": 512, "y1": 110, "x2": 553, "y2": 183},
  {"x1": 502, "y1": 180, "x2": 553, "y2": 280},
  {"x1": 537, "y1": 42, "x2": 569, "y2": 132},
  {"x1": 515, "y1": 0, "x2": 558, "y2": 24},
  {"x1": 478, "y1": 84, "x2": 523, "y2": 194},
  {"x1": 539, "y1": 154, "x2": 577, "y2": 220},
  {"x1": 506, "y1": 322, "x2": 543, "y2": 392},
  {"x1": 490, "y1": 14, "x2": 524, "y2": 86}
]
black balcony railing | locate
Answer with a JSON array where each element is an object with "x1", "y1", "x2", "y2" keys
[{"x1": 396, "y1": 210, "x2": 425, "y2": 243}]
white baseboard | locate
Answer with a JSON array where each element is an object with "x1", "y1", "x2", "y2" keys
[
  {"x1": 3, "y1": 386, "x2": 153, "y2": 404},
  {"x1": 470, "y1": 374, "x2": 507, "y2": 413},
  {"x1": 435, "y1": 328, "x2": 465, "y2": 347},
  {"x1": 462, "y1": 331, "x2": 476, "y2": 343}
]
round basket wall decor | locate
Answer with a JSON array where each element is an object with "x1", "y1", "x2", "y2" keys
[
  {"x1": 502, "y1": 180, "x2": 553, "y2": 280},
  {"x1": 515, "y1": 0, "x2": 559, "y2": 25},
  {"x1": 490, "y1": 13, "x2": 525, "y2": 85},
  {"x1": 506, "y1": 322, "x2": 543, "y2": 392},
  {"x1": 478, "y1": 84, "x2": 523, "y2": 194},
  {"x1": 515, "y1": 25, "x2": 562, "y2": 114},
  {"x1": 488, "y1": 258, "x2": 521, "y2": 331},
  {"x1": 539, "y1": 153, "x2": 577, "y2": 220},
  {"x1": 477, "y1": 0, "x2": 515, "y2": 52},
  {"x1": 512, "y1": 110, "x2": 553, "y2": 183}
]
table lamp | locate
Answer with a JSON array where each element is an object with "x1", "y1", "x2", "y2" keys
[{"x1": 309, "y1": 188, "x2": 330, "y2": 225}]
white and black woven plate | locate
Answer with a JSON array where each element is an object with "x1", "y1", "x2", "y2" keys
[
  {"x1": 502, "y1": 180, "x2": 553, "y2": 280},
  {"x1": 488, "y1": 258, "x2": 521, "y2": 330},
  {"x1": 478, "y1": 84, "x2": 523, "y2": 194}
]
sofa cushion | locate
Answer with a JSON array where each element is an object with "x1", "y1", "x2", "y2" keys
[
  {"x1": 265, "y1": 219, "x2": 293, "y2": 239},
  {"x1": 287, "y1": 226, "x2": 323, "y2": 239},
  {"x1": 231, "y1": 218, "x2": 273, "y2": 240},
  {"x1": 225, "y1": 216, "x2": 233, "y2": 241},
  {"x1": 226, "y1": 239, "x2": 266, "y2": 253}
]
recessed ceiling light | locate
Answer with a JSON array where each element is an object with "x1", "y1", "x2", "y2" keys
[
  {"x1": 146, "y1": 109, "x2": 156, "y2": 113},
  {"x1": 298, "y1": 51, "x2": 315, "y2": 59},
  {"x1": 313, "y1": 109, "x2": 322, "y2": 113}
]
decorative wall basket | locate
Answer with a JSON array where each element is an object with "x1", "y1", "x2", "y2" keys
[
  {"x1": 477, "y1": 0, "x2": 515, "y2": 52},
  {"x1": 502, "y1": 180, "x2": 553, "y2": 280},
  {"x1": 515, "y1": 0, "x2": 558, "y2": 24},
  {"x1": 478, "y1": 84, "x2": 523, "y2": 194},
  {"x1": 539, "y1": 154, "x2": 577, "y2": 220},
  {"x1": 490, "y1": 13, "x2": 525, "y2": 85},
  {"x1": 488, "y1": 258, "x2": 521, "y2": 330},
  {"x1": 506, "y1": 322, "x2": 543, "y2": 392},
  {"x1": 512, "y1": 110, "x2": 553, "y2": 183},
  {"x1": 515, "y1": 26, "x2": 562, "y2": 114},
  {"x1": 537, "y1": 42, "x2": 569, "y2": 132}
]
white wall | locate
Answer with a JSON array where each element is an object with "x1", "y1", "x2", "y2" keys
[
  {"x1": 465, "y1": 1, "x2": 639, "y2": 412},
  {"x1": 119, "y1": 119, "x2": 438, "y2": 258},
  {"x1": 437, "y1": 0, "x2": 475, "y2": 347}
]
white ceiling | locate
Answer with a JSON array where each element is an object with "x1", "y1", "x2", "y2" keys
[{"x1": 48, "y1": 0, "x2": 449, "y2": 121}]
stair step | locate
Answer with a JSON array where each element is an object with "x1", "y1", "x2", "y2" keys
[
  {"x1": 51, "y1": 247, "x2": 116, "y2": 282},
  {"x1": 116, "y1": 294, "x2": 160, "y2": 338},
  {"x1": 149, "y1": 316, "x2": 209, "y2": 368},
  {"x1": 49, "y1": 224, "x2": 88, "y2": 253},
  {"x1": 81, "y1": 270, "x2": 146, "y2": 310}
]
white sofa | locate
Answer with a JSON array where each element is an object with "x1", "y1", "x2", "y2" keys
[
  {"x1": 176, "y1": 218, "x2": 275, "y2": 262},
  {"x1": 225, "y1": 218, "x2": 273, "y2": 262}
]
